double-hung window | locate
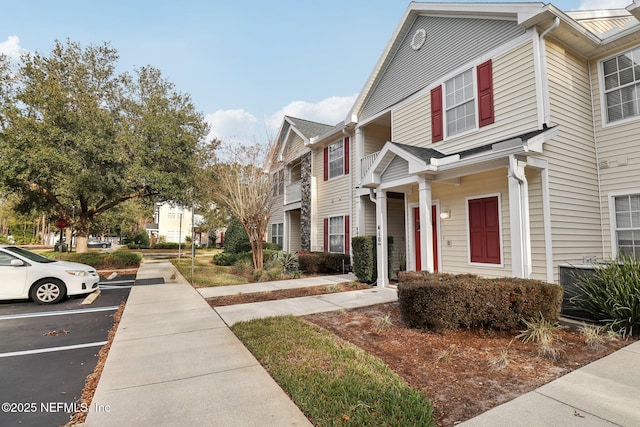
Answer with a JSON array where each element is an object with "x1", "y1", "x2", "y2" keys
[
  {"x1": 271, "y1": 223, "x2": 283, "y2": 249},
  {"x1": 613, "y1": 194, "x2": 640, "y2": 258},
  {"x1": 602, "y1": 47, "x2": 640, "y2": 124},
  {"x1": 328, "y1": 216, "x2": 344, "y2": 253},
  {"x1": 328, "y1": 140, "x2": 344, "y2": 179},
  {"x1": 431, "y1": 60, "x2": 493, "y2": 142},
  {"x1": 445, "y1": 69, "x2": 476, "y2": 136}
]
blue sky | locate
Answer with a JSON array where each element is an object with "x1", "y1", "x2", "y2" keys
[{"x1": 0, "y1": 0, "x2": 629, "y2": 145}]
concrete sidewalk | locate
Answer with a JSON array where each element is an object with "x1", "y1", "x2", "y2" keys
[
  {"x1": 460, "y1": 339, "x2": 640, "y2": 426},
  {"x1": 85, "y1": 259, "x2": 640, "y2": 426},
  {"x1": 84, "y1": 260, "x2": 313, "y2": 426},
  {"x1": 198, "y1": 274, "x2": 398, "y2": 326}
]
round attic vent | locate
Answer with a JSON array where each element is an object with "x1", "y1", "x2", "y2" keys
[{"x1": 411, "y1": 28, "x2": 426, "y2": 51}]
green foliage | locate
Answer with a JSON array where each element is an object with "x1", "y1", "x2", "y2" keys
[
  {"x1": 0, "y1": 40, "x2": 210, "y2": 245},
  {"x1": 52, "y1": 251, "x2": 141, "y2": 269},
  {"x1": 352, "y1": 236, "x2": 377, "y2": 283},
  {"x1": 268, "y1": 251, "x2": 299, "y2": 274},
  {"x1": 127, "y1": 230, "x2": 150, "y2": 246},
  {"x1": 516, "y1": 314, "x2": 563, "y2": 360},
  {"x1": 397, "y1": 272, "x2": 563, "y2": 331},
  {"x1": 232, "y1": 316, "x2": 435, "y2": 426},
  {"x1": 213, "y1": 251, "x2": 242, "y2": 266},
  {"x1": 570, "y1": 257, "x2": 640, "y2": 337},
  {"x1": 150, "y1": 242, "x2": 182, "y2": 249},
  {"x1": 298, "y1": 252, "x2": 350, "y2": 275},
  {"x1": 223, "y1": 217, "x2": 250, "y2": 254}
]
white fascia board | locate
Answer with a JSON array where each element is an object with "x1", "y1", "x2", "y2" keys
[
  {"x1": 525, "y1": 127, "x2": 559, "y2": 153},
  {"x1": 430, "y1": 154, "x2": 461, "y2": 167}
]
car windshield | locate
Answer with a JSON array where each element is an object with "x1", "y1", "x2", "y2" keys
[{"x1": 4, "y1": 246, "x2": 56, "y2": 263}]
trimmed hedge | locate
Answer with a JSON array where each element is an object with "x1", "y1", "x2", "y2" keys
[
  {"x1": 53, "y1": 251, "x2": 142, "y2": 270},
  {"x1": 212, "y1": 249, "x2": 278, "y2": 267},
  {"x1": 397, "y1": 271, "x2": 563, "y2": 331},
  {"x1": 352, "y1": 236, "x2": 376, "y2": 283},
  {"x1": 298, "y1": 252, "x2": 350, "y2": 275}
]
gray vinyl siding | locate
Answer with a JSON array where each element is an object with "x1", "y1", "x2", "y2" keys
[
  {"x1": 545, "y1": 39, "x2": 602, "y2": 270},
  {"x1": 381, "y1": 157, "x2": 409, "y2": 183},
  {"x1": 361, "y1": 15, "x2": 525, "y2": 121},
  {"x1": 392, "y1": 40, "x2": 538, "y2": 152},
  {"x1": 284, "y1": 134, "x2": 305, "y2": 163}
]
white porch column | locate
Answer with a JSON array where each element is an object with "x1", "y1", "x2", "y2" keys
[
  {"x1": 508, "y1": 155, "x2": 532, "y2": 278},
  {"x1": 376, "y1": 189, "x2": 389, "y2": 287},
  {"x1": 418, "y1": 176, "x2": 434, "y2": 272},
  {"x1": 283, "y1": 211, "x2": 289, "y2": 253},
  {"x1": 355, "y1": 127, "x2": 364, "y2": 183}
]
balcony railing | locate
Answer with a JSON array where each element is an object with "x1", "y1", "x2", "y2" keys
[
  {"x1": 285, "y1": 180, "x2": 301, "y2": 204},
  {"x1": 360, "y1": 151, "x2": 380, "y2": 179}
]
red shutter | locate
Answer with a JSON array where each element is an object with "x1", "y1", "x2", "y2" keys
[
  {"x1": 477, "y1": 60, "x2": 495, "y2": 127},
  {"x1": 468, "y1": 197, "x2": 500, "y2": 264},
  {"x1": 323, "y1": 218, "x2": 329, "y2": 252},
  {"x1": 431, "y1": 86, "x2": 443, "y2": 142},
  {"x1": 323, "y1": 147, "x2": 329, "y2": 181},
  {"x1": 344, "y1": 215, "x2": 350, "y2": 254},
  {"x1": 344, "y1": 137, "x2": 350, "y2": 175}
]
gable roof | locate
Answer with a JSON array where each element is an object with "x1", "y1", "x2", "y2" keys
[
  {"x1": 347, "y1": 2, "x2": 546, "y2": 124},
  {"x1": 347, "y1": 1, "x2": 640, "y2": 125},
  {"x1": 266, "y1": 116, "x2": 335, "y2": 171}
]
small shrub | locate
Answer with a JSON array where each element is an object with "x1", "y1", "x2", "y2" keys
[
  {"x1": 580, "y1": 324, "x2": 605, "y2": 348},
  {"x1": 266, "y1": 266, "x2": 283, "y2": 281},
  {"x1": 213, "y1": 252, "x2": 240, "y2": 266},
  {"x1": 490, "y1": 346, "x2": 511, "y2": 371},
  {"x1": 436, "y1": 345, "x2": 456, "y2": 363},
  {"x1": 270, "y1": 251, "x2": 299, "y2": 274},
  {"x1": 252, "y1": 269, "x2": 263, "y2": 282},
  {"x1": 151, "y1": 242, "x2": 182, "y2": 249},
  {"x1": 570, "y1": 257, "x2": 640, "y2": 337},
  {"x1": 374, "y1": 314, "x2": 393, "y2": 333},
  {"x1": 516, "y1": 314, "x2": 563, "y2": 361},
  {"x1": 223, "y1": 217, "x2": 250, "y2": 254},
  {"x1": 326, "y1": 283, "x2": 339, "y2": 293},
  {"x1": 352, "y1": 236, "x2": 376, "y2": 283},
  {"x1": 53, "y1": 251, "x2": 141, "y2": 269},
  {"x1": 231, "y1": 258, "x2": 253, "y2": 276},
  {"x1": 298, "y1": 252, "x2": 350, "y2": 275}
]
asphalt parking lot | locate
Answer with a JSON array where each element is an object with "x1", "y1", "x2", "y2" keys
[{"x1": 0, "y1": 275, "x2": 134, "y2": 427}]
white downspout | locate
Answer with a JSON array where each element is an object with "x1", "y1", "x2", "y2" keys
[{"x1": 508, "y1": 155, "x2": 532, "y2": 278}]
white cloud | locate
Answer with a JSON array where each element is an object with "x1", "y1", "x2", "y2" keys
[
  {"x1": 0, "y1": 36, "x2": 24, "y2": 59},
  {"x1": 265, "y1": 94, "x2": 358, "y2": 137},
  {"x1": 578, "y1": 0, "x2": 630, "y2": 10},
  {"x1": 207, "y1": 94, "x2": 358, "y2": 146},
  {"x1": 205, "y1": 109, "x2": 258, "y2": 143}
]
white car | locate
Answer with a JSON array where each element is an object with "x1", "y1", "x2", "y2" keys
[{"x1": 0, "y1": 245, "x2": 100, "y2": 304}]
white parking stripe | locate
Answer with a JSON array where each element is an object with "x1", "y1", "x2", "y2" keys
[
  {"x1": 0, "y1": 341, "x2": 108, "y2": 358},
  {"x1": 0, "y1": 305, "x2": 119, "y2": 321}
]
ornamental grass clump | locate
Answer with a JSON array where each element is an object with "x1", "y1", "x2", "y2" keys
[
  {"x1": 516, "y1": 314, "x2": 563, "y2": 361},
  {"x1": 570, "y1": 256, "x2": 640, "y2": 337}
]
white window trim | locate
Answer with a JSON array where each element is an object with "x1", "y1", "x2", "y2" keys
[
  {"x1": 608, "y1": 190, "x2": 640, "y2": 259},
  {"x1": 465, "y1": 193, "x2": 505, "y2": 268},
  {"x1": 271, "y1": 223, "x2": 284, "y2": 248},
  {"x1": 444, "y1": 67, "x2": 479, "y2": 140},
  {"x1": 599, "y1": 46, "x2": 640, "y2": 129},
  {"x1": 328, "y1": 215, "x2": 345, "y2": 253},
  {"x1": 327, "y1": 139, "x2": 345, "y2": 180}
]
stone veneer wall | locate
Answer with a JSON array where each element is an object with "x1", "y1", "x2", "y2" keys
[{"x1": 300, "y1": 152, "x2": 311, "y2": 251}]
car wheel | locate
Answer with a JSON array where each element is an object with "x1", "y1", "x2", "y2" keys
[
  {"x1": 30, "y1": 279, "x2": 67, "y2": 304},
  {"x1": 101, "y1": 243, "x2": 107, "y2": 248}
]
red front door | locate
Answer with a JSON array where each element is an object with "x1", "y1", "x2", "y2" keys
[{"x1": 414, "y1": 206, "x2": 439, "y2": 272}]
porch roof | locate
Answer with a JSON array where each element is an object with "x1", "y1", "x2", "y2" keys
[{"x1": 361, "y1": 126, "x2": 558, "y2": 188}]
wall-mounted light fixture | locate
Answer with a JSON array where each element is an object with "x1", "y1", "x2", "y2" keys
[{"x1": 440, "y1": 210, "x2": 451, "y2": 220}]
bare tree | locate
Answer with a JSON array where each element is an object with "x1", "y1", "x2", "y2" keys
[{"x1": 212, "y1": 142, "x2": 275, "y2": 270}]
